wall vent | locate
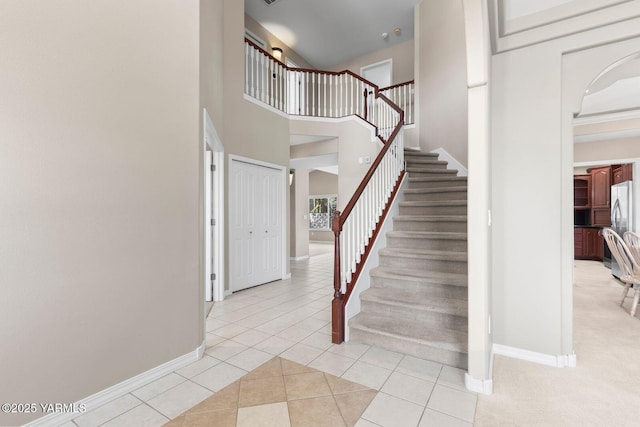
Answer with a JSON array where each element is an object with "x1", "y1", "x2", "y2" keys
[{"x1": 264, "y1": 0, "x2": 279, "y2": 5}]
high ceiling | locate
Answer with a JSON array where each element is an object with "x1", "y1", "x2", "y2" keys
[{"x1": 245, "y1": 0, "x2": 420, "y2": 69}]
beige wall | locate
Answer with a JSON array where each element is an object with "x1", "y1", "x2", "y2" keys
[
  {"x1": 415, "y1": 0, "x2": 468, "y2": 166},
  {"x1": 224, "y1": 0, "x2": 292, "y2": 291},
  {"x1": 245, "y1": 14, "x2": 314, "y2": 69},
  {"x1": 574, "y1": 138, "x2": 640, "y2": 162},
  {"x1": 0, "y1": 1, "x2": 201, "y2": 424},
  {"x1": 309, "y1": 171, "x2": 339, "y2": 242},
  {"x1": 290, "y1": 170, "x2": 311, "y2": 258},
  {"x1": 290, "y1": 139, "x2": 338, "y2": 158},
  {"x1": 330, "y1": 40, "x2": 415, "y2": 86}
]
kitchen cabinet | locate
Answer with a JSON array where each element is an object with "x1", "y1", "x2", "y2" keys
[
  {"x1": 612, "y1": 163, "x2": 633, "y2": 185},
  {"x1": 589, "y1": 166, "x2": 611, "y2": 227},
  {"x1": 574, "y1": 227, "x2": 603, "y2": 260},
  {"x1": 573, "y1": 174, "x2": 591, "y2": 209},
  {"x1": 590, "y1": 166, "x2": 611, "y2": 209}
]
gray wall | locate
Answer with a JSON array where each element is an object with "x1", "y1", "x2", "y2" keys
[{"x1": 0, "y1": 1, "x2": 201, "y2": 424}]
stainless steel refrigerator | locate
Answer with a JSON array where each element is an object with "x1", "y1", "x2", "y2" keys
[{"x1": 611, "y1": 181, "x2": 633, "y2": 279}]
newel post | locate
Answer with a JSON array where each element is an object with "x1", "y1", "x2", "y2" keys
[{"x1": 331, "y1": 210, "x2": 345, "y2": 344}]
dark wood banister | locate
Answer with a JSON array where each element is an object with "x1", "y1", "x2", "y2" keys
[
  {"x1": 245, "y1": 37, "x2": 406, "y2": 344},
  {"x1": 379, "y1": 80, "x2": 415, "y2": 92}
]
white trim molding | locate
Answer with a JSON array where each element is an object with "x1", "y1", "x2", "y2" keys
[
  {"x1": 290, "y1": 255, "x2": 309, "y2": 261},
  {"x1": 493, "y1": 344, "x2": 577, "y2": 368},
  {"x1": 430, "y1": 147, "x2": 469, "y2": 177},
  {"x1": 465, "y1": 373, "x2": 493, "y2": 395},
  {"x1": 25, "y1": 340, "x2": 206, "y2": 427}
]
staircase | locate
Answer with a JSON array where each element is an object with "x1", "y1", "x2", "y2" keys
[{"x1": 349, "y1": 149, "x2": 468, "y2": 369}]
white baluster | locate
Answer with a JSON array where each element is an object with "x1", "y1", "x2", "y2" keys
[{"x1": 311, "y1": 73, "x2": 315, "y2": 116}]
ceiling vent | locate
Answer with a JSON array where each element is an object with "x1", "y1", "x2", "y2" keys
[{"x1": 264, "y1": 0, "x2": 279, "y2": 5}]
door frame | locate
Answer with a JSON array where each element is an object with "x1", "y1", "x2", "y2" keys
[
  {"x1": 229, "y1": 154, "x2": 288, "y2": 292},
  {"x1": 204, "y1": 109, "x2": 225, "y2": 302}
]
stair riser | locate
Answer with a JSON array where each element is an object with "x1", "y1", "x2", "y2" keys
[
  {"x1": 404, "y1": 191, "x2": 468, "y2": 202},
  {"x1": 408, "y1": 179, "x2": 467, "y2": 189},
  {"x1": 393, "y1": 219, "x2": 467, "y2": 233},
  {"x1": 370, "y1": 276, "x2": 468, "y2": 300},
  {"x1": 361, "y1": 301, "x2": 468, "y2": 332},
  {"x1": 399, "y1": 205, "x2": 467, "y2": 215},
  {"x1": 386, "y1": 236, "x2": 468, "y2": 252},
  {"x1": 379, "y1": 254, "x2": 467, "y2": 274},
  {"x1": 349, "y1": 327, "x2": 468, "y2": 369}
]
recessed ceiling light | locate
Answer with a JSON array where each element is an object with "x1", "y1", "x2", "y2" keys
[
  {"x1": 394, "y1": 28, "x2": 401, "y2": 36},
  {"x1": 382, "y1": 32, "x2": 389, "y2": 39}
]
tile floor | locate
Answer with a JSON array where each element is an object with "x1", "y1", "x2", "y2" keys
[{"x1": 69, "y1": 245, "x2": 476, "y2": 427}]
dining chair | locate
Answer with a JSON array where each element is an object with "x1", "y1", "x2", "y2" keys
[
  {"x1": 602, "y1": 228, "x2": 640, "y2": 318},
  {"x1": 623, "y1": 231, "x2": 640, "y2": 265}
]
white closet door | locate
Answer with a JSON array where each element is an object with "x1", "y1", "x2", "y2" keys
[
  {"x1": 230, "y1": 159, "x2": 283, "y2": 292},
  {"x1": 258, "y1": 167, "x2": 283, "y2": 284}
]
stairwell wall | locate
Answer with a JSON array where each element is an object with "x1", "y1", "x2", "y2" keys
[{"x1": 415, "y1": 0, "x2": 469, "y2": 167}]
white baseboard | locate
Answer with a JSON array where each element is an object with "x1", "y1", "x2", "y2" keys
[
  {"x1": 283, "y1": 273, "x2": 292, "y2": 280},
  {"x1": 25, "y1": 340, "x2": 206, "y2": 427},
  {"x1": 290, "y1": 255, "x2": 309, "y2": 261},
  {"x1": 430, "y1": 147, "x2": 468, "y2": 177},
  {"x1": 465, "y1": 373, "x2": 493, "y2": 395},
  {"x1": 493, "y1": 344, "x2": 577, "y2": 368}
]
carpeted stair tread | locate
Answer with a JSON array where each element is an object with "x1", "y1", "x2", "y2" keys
[
  {"x1": 406, "y1": 167, "x2": 458, "y2": 174},
  {"x1": 394, "y1": 215, "x2": 467, "y2": 222},
  {"x1": 350, "y1": 312, "x2": 468, "y2": 353},
  {"x1": 405, "y1": 158, "x2": 449, "y2": 166},
  {"x1": 399, "y1": 200, "x2": 467, "y2": 207},
  {"x1": 379, "y1": 247, "x2": 467, "y2": 261},
  {"x1": 386, "y1": 230, "x2": 467, "y2": 241},
  {"x1": 404, "y1": 150, "x2": 438, "y2": 157},
  {"x1": 409, "y1": 176, "x2": 467, "y2": 182},
  {"x1": 361, "y1": 288, "x2": 467, "y2": 317},
  {"x1": 370, "y1": 266, "x2": 468, "y2": 286},
  {"x1": 405, "y1": 186, "x2": 468, "y2": 194}
]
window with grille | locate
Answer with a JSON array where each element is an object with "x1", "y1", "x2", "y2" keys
[{"x1": 308, "y1": 195, "x2": 337, "y2": 230}]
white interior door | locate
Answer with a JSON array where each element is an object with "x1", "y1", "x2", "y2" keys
[
  {"x1": 361, "y1": 59, "x2": 392, "y2": 88},
  {"x1": 230, "y1": 159, "x2": 283, "y2": 291}
]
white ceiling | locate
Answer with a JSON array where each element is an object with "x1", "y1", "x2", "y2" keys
[{"x1": 245, "y1": 0, "x2": 420, "y2": 69}]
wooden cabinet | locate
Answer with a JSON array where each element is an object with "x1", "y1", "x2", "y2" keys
[
  {"x1": 574, "y1": 227, "x2": 604, "y2": 260},
  {"x1": 612, "y1": 163, "x2": 633, "y2": 185},
  {"x1": 589, "y1": 166, "x2": 611, "y2": 226},
  {"x1": 573, "y1": 174, "x2": 591, "y2": 209},
  {"x1": 590, "y1": 166, "x2": 611, "y2": 209}
]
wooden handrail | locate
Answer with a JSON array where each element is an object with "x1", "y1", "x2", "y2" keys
[{"x1": 379, "y1": 80, "x2": 415, "y2": 92}]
